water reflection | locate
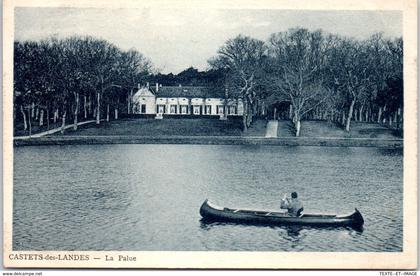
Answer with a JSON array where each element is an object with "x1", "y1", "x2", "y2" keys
[
  {"x1": 200, "y1": 219, "x2": 363, "y2": 238},
  {"x1": 377, "y1": 148, "x2": 403, "y2": 156},
  {"x1": 285, "y1": 225, "x2": 302, "y2": 237}
]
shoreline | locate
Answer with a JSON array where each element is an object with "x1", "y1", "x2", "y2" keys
[{"x1": 14, "y1": 135, "x2": 403, "y2": 148}]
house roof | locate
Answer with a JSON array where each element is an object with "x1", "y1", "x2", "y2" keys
[
  {"x1": 134, "y1": 87, "x2": 154, "y2": 96},
  {"x1": 151, "y1": 86, "x2": 225, "y2": 98}
]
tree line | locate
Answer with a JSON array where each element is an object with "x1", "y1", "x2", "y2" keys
[
  {"x1": 209, "y1": 28, "x2": 403, "y2": 135},
  {"x1": 153, "y1": 67, "x2": 225, "y2": 87},
  {"x1": 14, "y1": 36, "x2": 152, "y2": 135},
  {"x1": 14, "y1": 28, "x2": 403, "y2": 137}
]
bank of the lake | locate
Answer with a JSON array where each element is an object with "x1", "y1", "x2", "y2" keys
[
  {"x1": 14, "y1": 119, "x2": 403, "y2": 148},
  {"x1": 14, "y1": 135, "x2": 403, "y2": 148}
]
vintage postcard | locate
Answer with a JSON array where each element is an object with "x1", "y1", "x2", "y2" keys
[{"x1": 3, "y1": 0, "x2": 418, "y2": 269}]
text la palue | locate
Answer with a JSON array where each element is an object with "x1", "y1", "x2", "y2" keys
[{"x1": 105, "y1": 255, "x2": 136, "y2": 262}]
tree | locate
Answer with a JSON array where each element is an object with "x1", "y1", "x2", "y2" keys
[
  {"x1": 372, "y1": 36, "x2": 403, "y2": 126},
  {"x1": 117, "y1": 49, "x2": 152, "y2": 115},
  {"x1": 13, "y1": 35, "x2": 154, "y2": 135},
  {"x1": 14, "y1": 41, "x2": 45, "y2": 136},
  {"x1": 326, "y1": 36, "x2": 374, "y2": 131},
  {"x1": 209, "y1": 35, "x2": 267, "y2": 130},
  {"x1": 268, "y1": 28, "x2": 330, "y2": 136}
]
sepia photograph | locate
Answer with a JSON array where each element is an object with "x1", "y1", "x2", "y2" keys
[{"x1": 3, "y1": 0, "x2": 418, "y2": 269}]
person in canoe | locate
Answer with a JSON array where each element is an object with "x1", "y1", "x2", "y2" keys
[{"x1": 280, "y1": 192, "x2": 304, "y2": 216}]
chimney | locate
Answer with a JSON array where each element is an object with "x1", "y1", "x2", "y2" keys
[
  {"x1": 156, "y1": 82, "x2": 159, "y2": 92},
  {"x1": 137, "y1": 83, "x2": 140, "y2": 89},
  {"x1": 146, "y1": 82, "x2": 150, "y2": 89}
]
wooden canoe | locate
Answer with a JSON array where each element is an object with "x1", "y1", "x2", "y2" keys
[{"x1": 199, "y1": 199, "x2": 364, "y2": 228}]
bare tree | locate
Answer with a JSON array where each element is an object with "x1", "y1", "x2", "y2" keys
[
  {"x1": 326, "y1": 37, "x2": 374, "y2": 132},
  {"x1": 117, "y1": 49, "x2": 152, "y2": 115},
  {"x1": 268, "y1": 28, "x2": 329, "y2": 136},
  {"x1": 209, "y1": 35, "x2": 267, "y2": 130},
  {"x1": 367, "y1": 34, "x2": 403, "y2": 125}
]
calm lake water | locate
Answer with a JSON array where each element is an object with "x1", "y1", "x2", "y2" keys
[{"x1": 13, "y1": 144, "x2": 403, "y2": 251}]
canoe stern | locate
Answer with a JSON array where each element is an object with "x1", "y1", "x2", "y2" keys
[{"x1": 350, "y1": 208, "x2": 364, "y2": 227}]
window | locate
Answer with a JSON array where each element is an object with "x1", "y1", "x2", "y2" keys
[
  {"x1": 229, "y1": 106, "x2": 236, "y2": 115},
  {"x1": 170, "y1": 105, "x2": 177, "y2": 114},
  {"x1": 180, "y1": 105, "x2": 188, "y2": 114},
  {"x1": 157, "y1": 105, "x2": 165, "y2": 114},
  {"x1": 193, "y1": 106, "x2": 201, "y2": 115},
  {"x1": 217, "y1": 105, "x2": 224, "y2": 114},
  {"x1": 206, "y1": 105, "x2": 212, "y2": 115},
  {"x1": 141, "y1": 104, "x2": 146, "y2": 113}
]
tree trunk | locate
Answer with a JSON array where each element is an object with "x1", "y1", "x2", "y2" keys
[
  {"x1": 130, "y1": 89, "x2": 134, "y2": 114},
  {"x1": 31, "y1": 102, "x2": 35, "y2": 118},
  {"x1": 46, "y1": 107, "x2": 50, "y2": 130},
  {"x1": 223, "y1": 96, "x2": 228, "y2": 120},
  {"x1": 341, "y1": 111, "x2": 346, "y2": 126},
  {"x1": 377, "y1": 107, "x2": 383, "y2": 123},
  {"x1": 39, "y1": 109, "x2": 44, "y2": 126},
  {"x1": 247, "y1": 110, "x2": 252, "y2": 127},
  {"x1": 359, "y1": 106, "x2": 363, "y2": 122},
  {"x1": 246, "y1": 100, "x2": 254, "y2": 127},
  {"x1": 28, "y1": 109, "x2": 32, "y2": 136},
  {"x1": 115, "y1": 108, "x2": 118, "y2": 120},
  {"x1": 61, "y1": 111, "x2": 67, "y2": 134},
  {"x1": 400, "y1": 109, "x2": 403, "y2": 130},
  {"x1": 35, "y1": 108, "x2": 39, "y2": 121},
  {"x1": 289, "y1": 104, "x2": 293, "y2": 119},
  {"x1": 96, "y1": 92, "x2": 101, "y2": 124},
  {"x1": 293, "y1": 110, "x2": 301, "y2": 137},
  {"x1": 54, "y1": 108, "x2": 58, "y2": 123},
  {"x1": 106, "y1": 104, "x2": 110, "y2": 122},
  {"x1": 84, "y1": 95, "x2": 87, "y2": 119},
  {"x1": 382, "y1": 105, "x2": 387, "y2": 124},
  {"x1": 295, "y1": 119, "x2": 301, "y2": 137},
  {"x1": 88, "y1": 94, "x2": 92, "y2": 116},
  {"x1": 345, "y1": 99, "x2": 356, "y2": 132},
  {"x1": 20, "y1": 105, "x2": 27, "y2": 130},
  {"x1": 127, "y1": 94, "x2": 130, "y2": 115},
  {"x1": 242, "y1": 99, "x2": 248, "y2": 131},
  {"x1": 73, "y1": 93, "x2": 79, "y2": 130},
  {"x1": 128, "y1": 89, "x2": 133, "y2": 115}
]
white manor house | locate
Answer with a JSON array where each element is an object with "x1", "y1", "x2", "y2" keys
[{"x1": 132, "y1": 83, "x2": 244, "y2": 118}]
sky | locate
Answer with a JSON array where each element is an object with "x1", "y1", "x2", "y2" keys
[{"x1": 15, "y1": 8, "x2": 402, "y2": 74}]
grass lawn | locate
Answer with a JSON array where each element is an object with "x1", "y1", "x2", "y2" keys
[
  {"x1": 15, "y1": 121, "x2": 64, "y2": 137},
  {"x1": 243, "y1": 119, "x2": 269, "y2": 137},
  {"x1": 58, "y1": 118, "x2": 267, "y2": 137},
  {"x1": 278, "y1": 120, "x2": 401, "y2": 139},
  {"x1": 51, "y1": 117, "x2": 399, "y2": 139}
]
